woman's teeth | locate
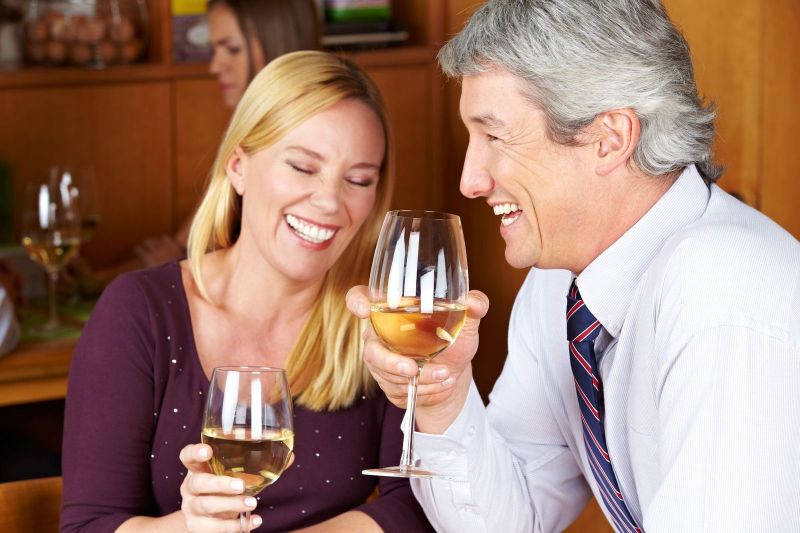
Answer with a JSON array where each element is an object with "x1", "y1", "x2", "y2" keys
[
  {"x1": 493, "y1": 203, "x2": 522, "y2": 226},
  {"x1": 285, "y1": 214, "x2": 336, "y2": 244}
]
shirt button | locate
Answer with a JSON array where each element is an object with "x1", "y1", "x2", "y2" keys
[{"x1": 467, "y1": 426, "x2": 476, "y2": 437}]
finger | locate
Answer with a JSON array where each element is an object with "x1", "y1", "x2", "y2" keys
[
  {"x1": 286, "y1": 452, "x2": 296, "y2": 469},
  {"x1": 186, "y1": 472, "x2": 247, "y2": 496},
  {"x1": 190, "y1": 494, "x2": 258, "y2": 517},
  {"x1": 345, "y1": 285, "x2": 370, "y2": 318},
  {"x1": 363, "y1": 338, "x2": 419, "y2": 378},
  {"x1": 419, "y1": 362, "x2": 452, "y2": 383},
  {"x1": 466, "y1": 290, "x2": 490, "y2": 319},
  {"x1": 179, "y1": 444, "x2": 214, "y2": 473}
]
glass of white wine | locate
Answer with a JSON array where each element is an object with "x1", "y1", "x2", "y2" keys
[
  {"x1": 364, "y1": 210, "x2": 469, "y2": 479},
  {"x1": 20, "y1": 169, "x2": 82, "y2": 333},
  {"x1": 202, "y1": 367, "x2": 294, "y2": 533}
]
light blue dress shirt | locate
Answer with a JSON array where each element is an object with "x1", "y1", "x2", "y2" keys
[{"x1": 410, "y1": 166, "x2": 800, "y2": 532}]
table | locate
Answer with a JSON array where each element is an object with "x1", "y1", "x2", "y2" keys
[{"x1": 0, "y1": 338, "x2": 76, "y2": 407}]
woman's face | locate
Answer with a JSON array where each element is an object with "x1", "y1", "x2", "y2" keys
[
  {"x1": 228, "y1": 98, "x2": 386, "y2": 284},
  {"x1": 208, "y1": 4, "x2": 266, "y2": 108}
]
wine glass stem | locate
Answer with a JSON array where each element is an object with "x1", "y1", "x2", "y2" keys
[
  {"x1": 240, "y1": 510, "x2": 251, "y2": 533},
  {"x1": 400, "y1": 369, "x2": 420, "y2": 472},
  {"x1": 47, "y1": 269, "x2": 59, "y2": 327}
]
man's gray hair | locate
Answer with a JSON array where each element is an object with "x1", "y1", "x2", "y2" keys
[{"x1": 438, "y1": 0, "x2": 721, "y2": 181}]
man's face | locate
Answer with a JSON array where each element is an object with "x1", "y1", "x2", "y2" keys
[{"x1": 458, "y1": 69, "x2": 599, "y2": 271}]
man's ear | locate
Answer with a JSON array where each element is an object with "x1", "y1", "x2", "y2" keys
[
  {"x1": 226, "y1": 146, "x2": 248, "y2": 195},
  {"x1": 594, "y1": 108, "x2": 639, "y2": 176}
]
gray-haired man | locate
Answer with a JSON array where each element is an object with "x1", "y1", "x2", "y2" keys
[{"x1": 348, "y1": 0, "x2": 800, "y2": 531}]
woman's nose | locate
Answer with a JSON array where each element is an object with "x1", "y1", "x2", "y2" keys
[{"x1": 308, "y1": 181, "x2": 342, "y2": 214}]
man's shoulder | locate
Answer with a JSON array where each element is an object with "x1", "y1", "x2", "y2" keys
[{"x1": 660, "y1": 187, "x2": 799, "y2": 277}]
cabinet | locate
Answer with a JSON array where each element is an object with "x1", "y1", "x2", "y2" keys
[{"x1": 0, "y1": 0, "x2": 447, "y2": 267}]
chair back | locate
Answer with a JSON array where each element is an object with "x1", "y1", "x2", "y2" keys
[{"x1": 0, "y1": 476, "x2": 62, "y2": 532}]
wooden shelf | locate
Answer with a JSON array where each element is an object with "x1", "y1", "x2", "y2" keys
[{"x1": 0, "y1": 46, "x2": 437, "y2": 89}]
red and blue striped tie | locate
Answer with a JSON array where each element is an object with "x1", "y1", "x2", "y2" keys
[{"x1": 567, "y1": 280, "x2": 642, "y2": 532}]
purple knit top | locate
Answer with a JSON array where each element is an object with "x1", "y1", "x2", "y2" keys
[{"x1": 61, "y1": 262, "x2": 433, "y2": 532}]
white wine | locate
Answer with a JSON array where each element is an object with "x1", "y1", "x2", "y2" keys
[
  {"x1": 22, "y1": 235, "x2": 80, "y2": 272},
  {"x1": 201, "y1": 427, "x2": 294, "y2": 496},
  {"x1": 370, "y1": 297, "x2": 467, "y2": 362}
]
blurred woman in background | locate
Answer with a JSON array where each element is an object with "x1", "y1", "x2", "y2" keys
[{"x1": 80, "y1": 0, "x2": 321, "y2": 287}]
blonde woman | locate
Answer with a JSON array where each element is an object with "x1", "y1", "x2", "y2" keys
[{"x1": 61, "y1": 51, "x2": 434, "y2": 533}]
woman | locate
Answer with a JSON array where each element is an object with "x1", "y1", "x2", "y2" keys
[
  {"x1": 82, "y1": 0, "x2": 321, "y2": 284},
  {"x1": 60, "y1": 51, "x2": 433, "y2": 532}
]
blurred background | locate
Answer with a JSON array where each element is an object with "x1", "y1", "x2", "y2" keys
[{"x1": 0, "y1": 0, "x2": 797, "y2": 529}]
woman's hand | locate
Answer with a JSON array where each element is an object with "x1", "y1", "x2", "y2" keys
[
  {"x1": 346, "y1": 286, "x2": 489, "y2": 434},
  {"x1": 178, "y1": 443, "x2": 262, "y2": 532}
]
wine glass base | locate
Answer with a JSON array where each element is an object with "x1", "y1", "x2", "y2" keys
[{"x1": 362, "y1": 466, "x2": 462, "y2": 481}]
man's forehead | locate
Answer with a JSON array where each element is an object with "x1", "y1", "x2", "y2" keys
[{"x1": 459, "y1": 69, "x2": 529, "y2": 124}]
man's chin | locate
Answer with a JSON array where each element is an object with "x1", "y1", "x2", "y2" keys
[{"x1": 504, "y1": 247, "x2": 536, "y2": 270}]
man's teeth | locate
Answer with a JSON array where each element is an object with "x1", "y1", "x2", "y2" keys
[
  {"x1": 285, "y1": 214, "x2": 336, "y2": 243},
  {"x1": 492, "y1": 203, "x2": 520, "y2": 215}
]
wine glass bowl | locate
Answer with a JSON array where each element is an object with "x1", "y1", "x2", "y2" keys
[
  {"x1": 202, "y1": 367, "x2": 294, "y2": 531},
  {"x1": 364, "y1": 210, "x2": 468, "y2": 479}
]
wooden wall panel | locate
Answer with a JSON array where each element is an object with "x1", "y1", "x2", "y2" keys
[
  {"x1": 0, "y1": 82, "x2": 172, "y2": 266},
  {"x1": 664, "y1": 0, "x2": 763, "y2": 205},
  {"x1": 366, "y1": 65, "x2": 438, "y2": 211},
  {"x1": 759, "y1": 0, "x2": 800, "y2": 238},
  {"x1": 173, "y1": 79, "x2": 232, "y2": 225}
]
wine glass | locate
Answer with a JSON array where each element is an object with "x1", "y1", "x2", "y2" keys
[
  {"x1": 20, "y1": 169, "x2": 82, "y2": 333},
  {"x1": 202, "y1": 367, "x2": 295, "y2": 533},
  {"x1": 364, "y1": 210, "x2": 469, "y2": 479}
]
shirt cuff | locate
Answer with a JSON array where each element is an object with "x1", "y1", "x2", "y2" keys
[{"x1": 408, "y1": 381, "x2": 486, "y2": 499}]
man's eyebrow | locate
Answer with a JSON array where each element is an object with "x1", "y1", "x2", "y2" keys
[{"x1": 463, "y1": 112, "x2": 506, "y2": 129}]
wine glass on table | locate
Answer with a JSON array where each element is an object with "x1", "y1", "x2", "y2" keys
[
  {"x1": 20, "y1": 170, "x2": 82, "y2": 333},
  {"x1": 202, "y1": 367, "x2": 295, "y2": 533},
  {"x1": 364, "y1": 210, "x2": 469, "y2": 479}
]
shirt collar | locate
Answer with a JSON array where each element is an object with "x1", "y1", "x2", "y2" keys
[{"x1": 576, "y1": 165, "x2": 710, "y2": 338}]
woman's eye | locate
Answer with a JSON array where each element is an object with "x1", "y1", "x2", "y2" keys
[
  {"x1": 347, "y1": 178, "x2": 375, "y2": 188},
  {"x1": 227, "y1": 46, "x2": 242, "y2": 55},
  {"x1": 288, "y1": 162, "x2": 314, "y2": 175}
]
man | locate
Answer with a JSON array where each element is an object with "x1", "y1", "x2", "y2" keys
[{"x1": 347, "y1": 0, "x2": 800, "y2": 531}]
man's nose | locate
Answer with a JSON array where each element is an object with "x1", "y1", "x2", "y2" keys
[{"x1": 459, "y1": 141, "x2": 495, "y2": 199}]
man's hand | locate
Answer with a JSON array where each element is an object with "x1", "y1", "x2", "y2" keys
[{"x1": 346, "y1": 286, "x2": 489, "y2": 434}]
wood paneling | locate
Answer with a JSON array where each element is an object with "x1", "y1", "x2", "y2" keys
[
  {"x1": 173, "y1": 78, "x2": 231, "y2": 224},
  {"x1": 367, "y1": 64, "x2": 439, "y2": 210},
  {"x1": 0, "y1": 82, "x2": 172, "y2": 266},
  {"x1": 760, "y1": 0, "x2": 800, "y2": 238},
  {"x1": 664, "y1": 0, "x2": 763, "y2": 204}
]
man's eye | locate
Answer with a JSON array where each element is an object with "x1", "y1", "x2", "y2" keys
[{"x1": 487, "y1": 134, "x2": 500, "y2": 142}]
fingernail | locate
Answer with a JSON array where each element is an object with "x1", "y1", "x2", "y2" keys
[
  {"x1": 432, "y1": 368, "x2": 449, "y2": 381},
  {"x1": 442, "y1": 377, "x2": 455, "y2": 388},
  {"x1": 197, "y1": 447, "x2": 209, "y2": 459},
  {"x1": 357, "y1": 301, "x2": 367, "y2": 315},
  {"x1": 252, "y1": 515, "x2": 263, "y2": 527},
  {"x1": 245, "y1": 496, "x2": 257, "y2": 508},
  {"x1": 231, "y1": 479, "x2": 245, "y2": 492}
]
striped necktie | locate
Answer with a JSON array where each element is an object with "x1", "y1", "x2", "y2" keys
[{"x1": 567, "y1": 280, "x2": 641, "y2": 532}]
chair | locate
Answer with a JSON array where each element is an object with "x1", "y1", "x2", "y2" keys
[{"x1": 0, "y1": 476, "x2": 62, "y2": 532}]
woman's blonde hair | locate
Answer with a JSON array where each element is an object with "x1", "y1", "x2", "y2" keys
[{"x1": 187, "y1": 51, "x2": 394, "y2": 411}]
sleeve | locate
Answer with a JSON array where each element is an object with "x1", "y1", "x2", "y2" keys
[
  {"x1": 645, "y1": 323, "x2": 800, "y2": 531},
  {"x1": 354, "y1": 400, "x2": 435, "y2": 532},
  {"x1": 409, "y1": 270, "x2": 590, "y2": 532},
  {"x1": 60, "y1": 274, "x2": 158, "y2": 533},
  {"x1": 0, "y1": 285, "x2": 20, "y2": 357}
]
